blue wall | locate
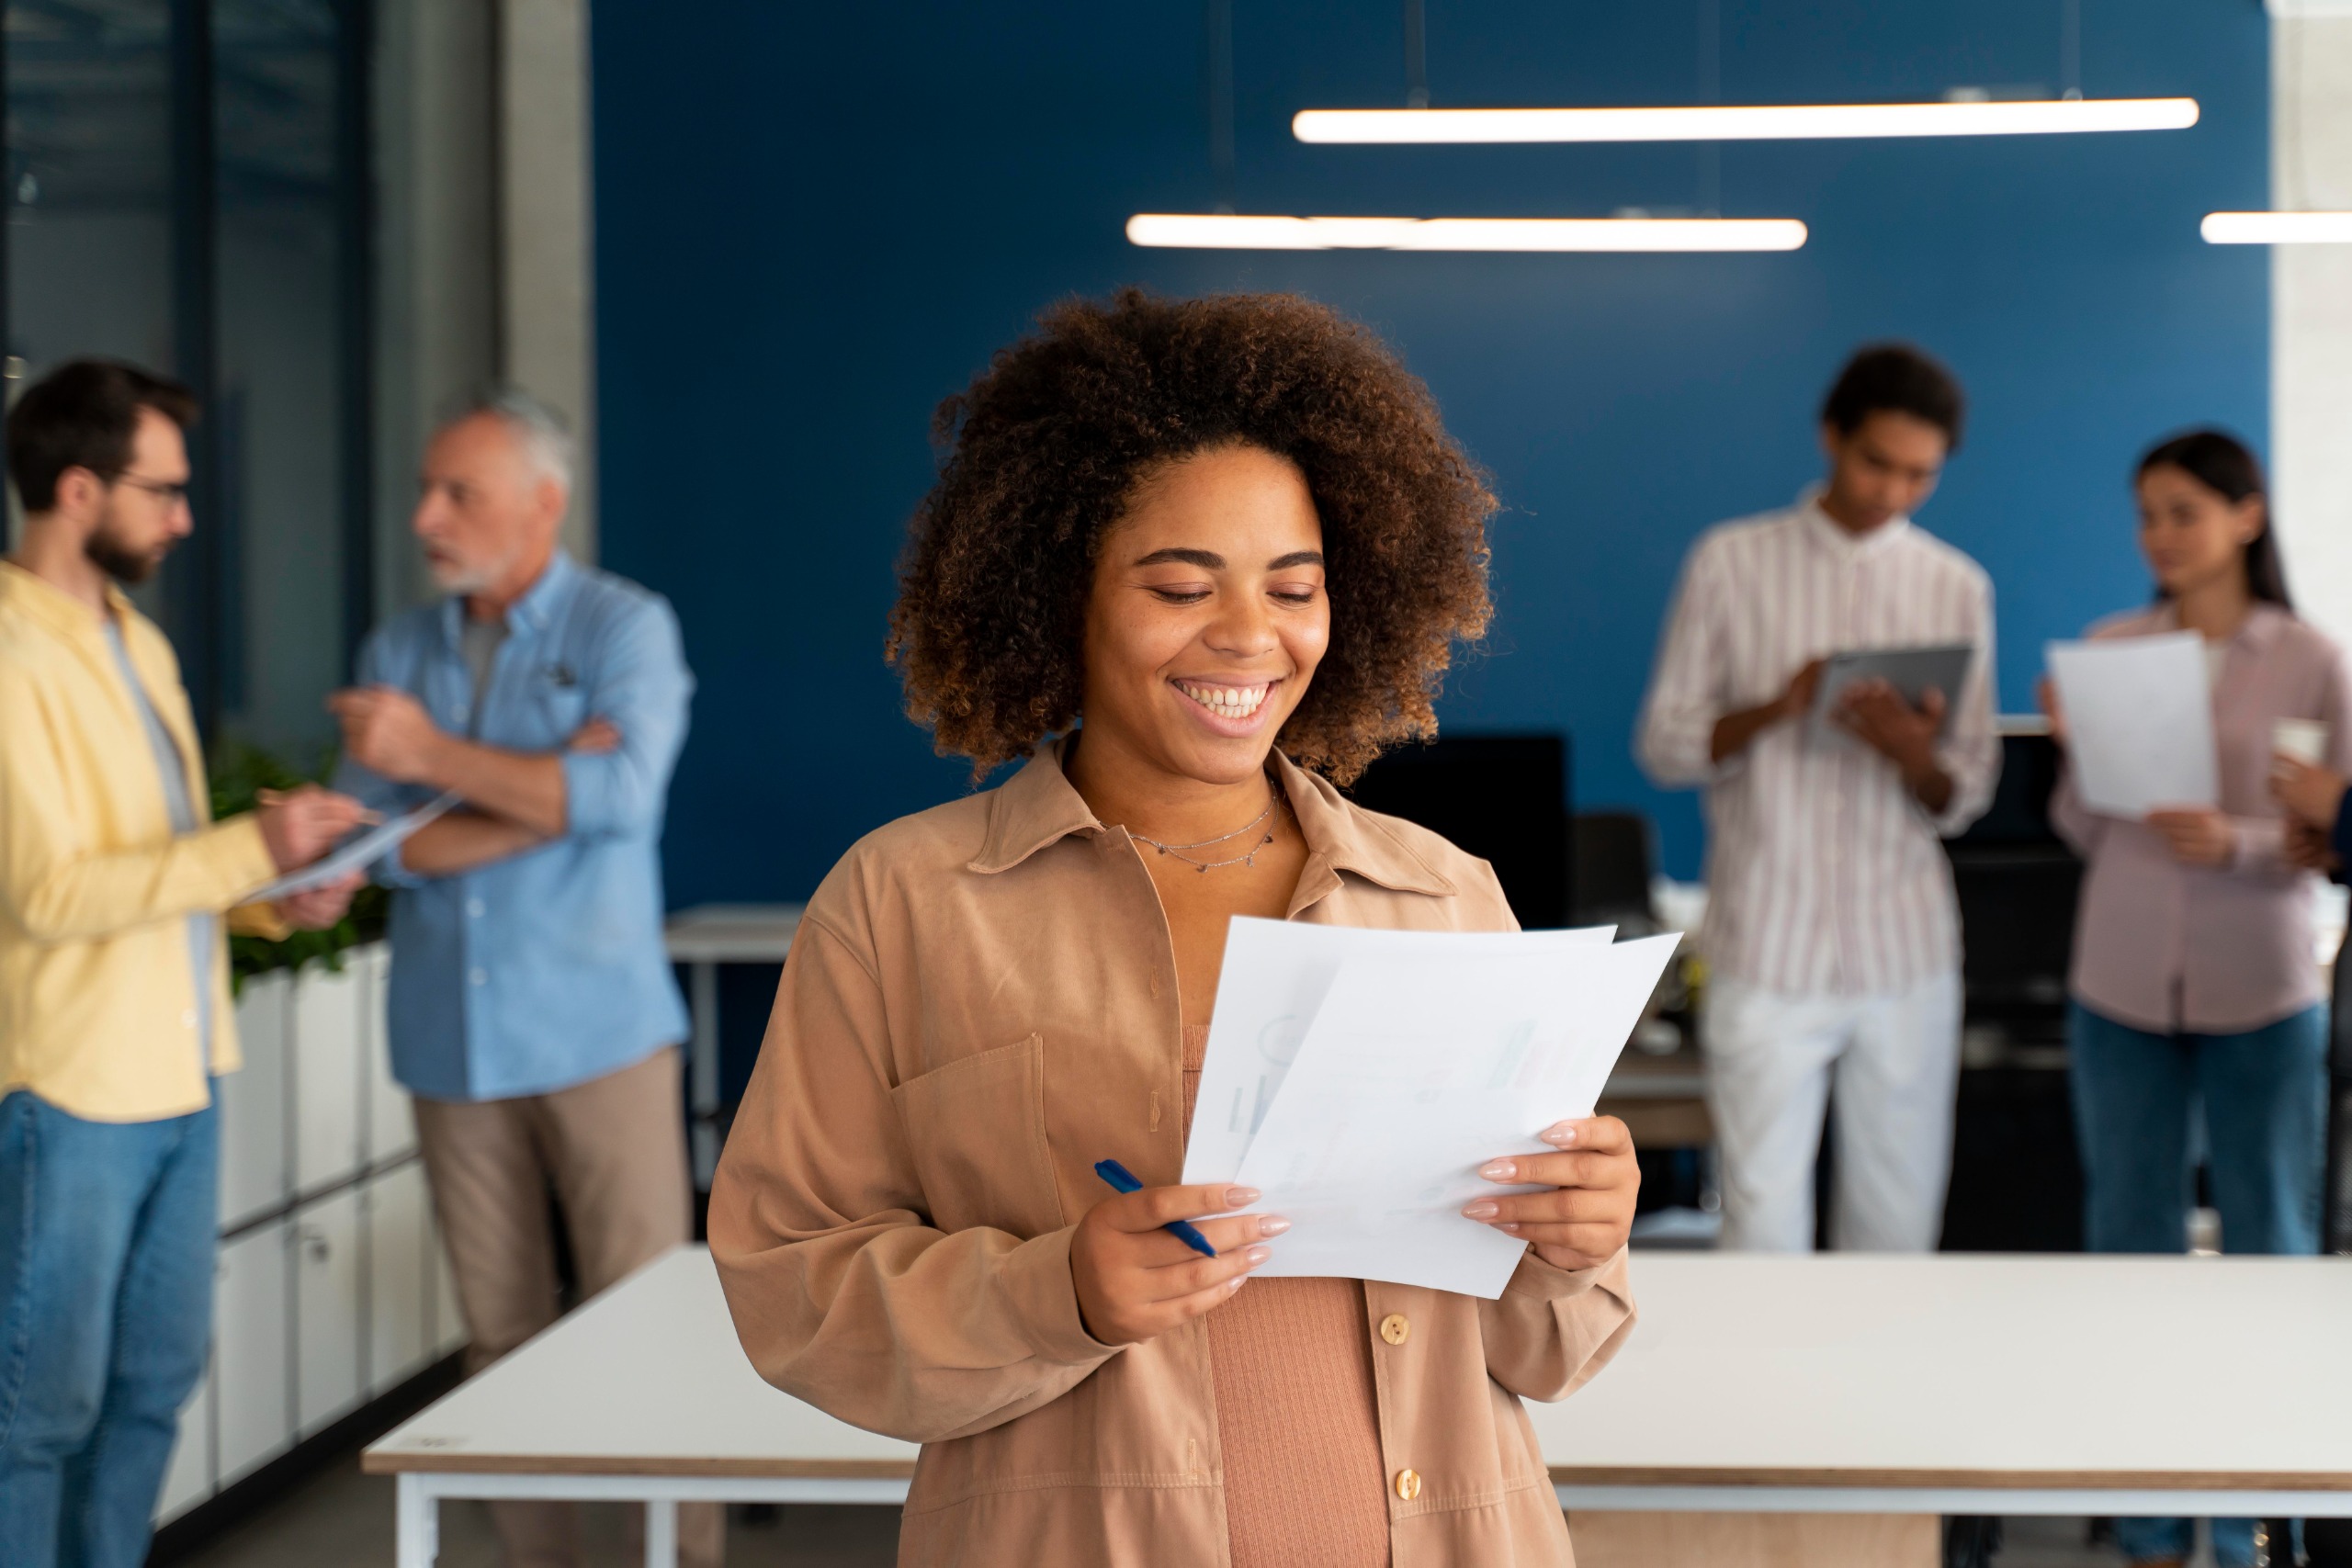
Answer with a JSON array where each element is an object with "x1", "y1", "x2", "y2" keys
[{"x1": 594, "y1": 0, "x2": 2267, "y2": 897}]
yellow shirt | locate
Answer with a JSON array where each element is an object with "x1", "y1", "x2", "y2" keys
[{"x1": 0, "y1": 561, "x2": 280, "y2": 1122}]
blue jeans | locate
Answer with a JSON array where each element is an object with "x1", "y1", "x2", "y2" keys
[
  {"x1": 2070, "y1": 1001, "x2": 2327, "y2": 1566},
  {"x1": 0, "y1": 1089, "x2": 219, "y2": 1568}
]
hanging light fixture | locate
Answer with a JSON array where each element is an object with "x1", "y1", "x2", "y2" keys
[
  {"x1": 1127, "y1": 0, "x2": 1805, "y2": 254},
  {"x1": 1125, "y1": 213, "x2": 1805, "y2": 252},
  {"x1": 2200, "y1": 211, "x2": 2352, "y2": 244},
  {"x1": 1292, "y1": 97, "x2": 2199, "y2": 145}
]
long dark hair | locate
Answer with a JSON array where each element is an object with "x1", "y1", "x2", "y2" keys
[{"x1": 2136, "y1": 428, "x2": 2291, "y2": 610}]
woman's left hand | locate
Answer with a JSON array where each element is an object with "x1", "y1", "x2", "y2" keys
[
  {"x1": 1462, "y1": 1116, "x2": 1639, "y2": 1272},
  {"x1": 2272, "y1": 756, "x2": 2349, "y2": 831},
  {"x1": 2145, "y1": 807, "x2": 2234, "y2": 867}
]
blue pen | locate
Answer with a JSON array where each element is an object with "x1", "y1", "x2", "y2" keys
[{"x1": 1093, "y1": 1158, "x2": 1220, "y2": 1258}]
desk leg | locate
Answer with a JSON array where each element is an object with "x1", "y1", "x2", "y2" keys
[
  {"x1": 396, "y1": 1473, "x2": 438, "y2": 1568},
  {"x1": 690, "y1": 961, "x2": 719, "y2": 1189},
  {"x1": 645, "y1": 1497, "x2": 680, "y2": 1568}
]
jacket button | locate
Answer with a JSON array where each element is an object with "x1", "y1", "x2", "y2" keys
[
  {"x1": 1378, "y1": 1313, "x2": 1410, "y2": 1347},
  {"x1": 1394, "y1": 1468, "x2": 1421, "y2": 1501}
]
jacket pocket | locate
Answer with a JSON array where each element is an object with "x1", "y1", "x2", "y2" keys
[{"x1": 889, "y1": 1034, "x2": 1066, "y2": 1240}]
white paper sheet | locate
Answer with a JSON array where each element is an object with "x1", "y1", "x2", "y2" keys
[
  {"x1": 1181, "y1": 919, "x2": 1616, "y2": 1186},
  {"x1": 247, "y1": 792, "x2": 460, "y2": 901},
  {"x1": 1222, "y1": 931, "x2": 1680, "y2": 1297},
  {"x1": 2047, "y1": 633, "x2": 2219, "y2": 817}
]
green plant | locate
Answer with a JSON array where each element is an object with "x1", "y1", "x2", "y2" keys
[{"x1": 209, "y1": 739, "x2": 390, "y2": 993}]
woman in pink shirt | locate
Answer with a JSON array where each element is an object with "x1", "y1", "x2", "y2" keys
[{"x1": 2047, "y1": 431, "x2": 2349, "y2": 1568}]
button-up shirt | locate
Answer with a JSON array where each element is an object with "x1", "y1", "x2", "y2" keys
[
  {"x1": 709, "y1": 743, "x2": 1634, "y2": 1568},
  {"x1": 335, "y1": 553, "x2": 694, "y2": 1101},
  {"x1": 1636, "y1": 492, "x2": 2000, "y2": 995},
  {"x1": 0, "y1": 563, "x2": 281, "y2": 1121},
  {"x1": 2052, "y1": 602, "x2": 2352, "y2": 1034}
]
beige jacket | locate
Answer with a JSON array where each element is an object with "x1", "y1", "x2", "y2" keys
[
  {"x1": 0, "y1": 563, "x2": 280, "y2": 1121},
  {"x1": 710, "y1": 744, "x2": 1635, "y2": 1566}
]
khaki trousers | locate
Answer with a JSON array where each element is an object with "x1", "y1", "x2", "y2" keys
[{"x1": 414, "y1": 1046, "x2": 723, "y2": 1568}]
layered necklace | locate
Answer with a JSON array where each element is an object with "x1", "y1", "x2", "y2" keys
[{"x1": 1132, "y1": 788, "x2": 1284, "y2": 873}]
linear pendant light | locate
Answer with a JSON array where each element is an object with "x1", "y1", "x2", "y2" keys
[
  {"x1": 2201, "y1": 211, "x2": 2352, "y2": 244},
  {"x1": 1291, "y1": 97, "x2": 2199, "y2": 145},
  {"x1": 1125, "y1": 213, "x2": 1807, "y2": 252}
]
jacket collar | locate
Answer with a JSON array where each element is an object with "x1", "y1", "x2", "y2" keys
[
  {"x1": 0, "y1": 558, "x2": 113, "y2": 645},
  {"x1": 437, "y1": 549, "x2": 577, "y2": 649},
  {"x1": 969, "y1": 738, "x2": 1456, "y2": 899}
]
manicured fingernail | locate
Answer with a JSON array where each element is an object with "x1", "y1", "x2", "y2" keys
[
  {"x1": 1543, "y1": 1124, "x2": 1579, "y2": 1147},
  {"x1": 1501, "y1": 1223, "x2": 1521, "y2": 1234},
  {"x1": 1243, "y1": 1246, "x2": 1271, "y2": 1265},
  {"x1": 1479, "y1": 1160, "x2": 1518, "y2": 1181},
  {"x1": 1258, "y1": 1216, "x2": 1292, "y2": 1236},
  {"x1": 1461, "y1": 1201, "x2": 1500, "y2": 1220},
  {"x1": 1228, "y1": 1278, "x2": 1247, "y2": 1293},
  {"x1": 1225, "y1": 1187, "x2": 1261, "y2": 1207}
]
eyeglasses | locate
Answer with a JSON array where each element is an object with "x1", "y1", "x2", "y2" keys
[{"x1": 113, "y1": 474, "x2": 189, "y2": 505}]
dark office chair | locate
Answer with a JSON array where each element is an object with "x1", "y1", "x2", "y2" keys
[{"x1": 1570, "y1": 811, "x2": 1657, "y2": 931}]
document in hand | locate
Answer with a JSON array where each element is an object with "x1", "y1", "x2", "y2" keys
[
  {"x1": 2046, "y1": 633, "x2": 2219, "y2": 818},
  {"x1": 246, "y1": 792, "x2": 459, "y2": 902},
  {"x1": 1183, "y1": 918, "x2": 1680, "y2": 1298}
]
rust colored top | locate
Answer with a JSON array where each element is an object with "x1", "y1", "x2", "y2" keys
[
  {"x1": 708, "y1": 743, "x2": 1635, "y2": 1567},
  {"x1": 1183, "y1": 1022, "x2": 1393, "y2": 1568}
]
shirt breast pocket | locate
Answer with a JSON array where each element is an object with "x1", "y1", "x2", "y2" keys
[
  {"x1": 888, "y1": 1034, "x2": 1066, "y2": 1239},
  {"x1": 528, "y1": 671, "x2": 590, "y2": 741}
]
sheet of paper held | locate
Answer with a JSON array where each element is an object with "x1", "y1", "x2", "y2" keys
[
  {"x1": 1233, "y1": 932, "x2": 1679, "y2": 1298},
  {"x1": 246, "y1": 792, "x2": 460, "y2": 902},
  {"x1": 2046, "y1": 633, "x2": 2219, "y2": 817},
  {"x1": 1181, "y1": 919, "x2": 1616, "y2": 1188}
]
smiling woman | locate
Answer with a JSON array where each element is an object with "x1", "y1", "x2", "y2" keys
[
  {"x1": 709, "y1": 289, "x2": 1641, "y2": 1568},
  {"x1": 888, "y1": 288, "x2": 1494, "y2": 785}
]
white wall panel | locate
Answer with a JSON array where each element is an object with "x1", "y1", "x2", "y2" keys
[
  {"x1": 216, "y1": 1223, "x2": 291, "y2": 1484},
  {"x1": 218, "y1": 973, "x2": 289, "y2": 1228}
]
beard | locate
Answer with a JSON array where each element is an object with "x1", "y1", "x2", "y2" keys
[{"x1": 85, "y1": 525, "x2": 169, "y2": 585}]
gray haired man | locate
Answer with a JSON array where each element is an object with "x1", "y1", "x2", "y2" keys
[{"x1": 330, "y1": 389, "x2": 716, "y2": 1567}]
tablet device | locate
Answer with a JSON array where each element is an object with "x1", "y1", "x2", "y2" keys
[{"x1": 1808, "y1": 643, "x2": 1972, "y2": 742}]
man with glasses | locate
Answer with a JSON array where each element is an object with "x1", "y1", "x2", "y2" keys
[
  {"x1": 0, "y1": 358, "x2": 368, "y2": 1566},
  {"x1": 330, "y1": 388, "x2": 709, "y2": 1568}
]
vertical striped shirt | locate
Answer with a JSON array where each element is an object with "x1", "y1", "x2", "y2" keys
[{"x1": 1637, "y1": 491, "x2": 2001, "y2": 995}]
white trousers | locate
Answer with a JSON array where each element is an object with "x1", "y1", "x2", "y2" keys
[{"x1": 1702, "y1": 970, "x2": 1963, "y2": 1252}]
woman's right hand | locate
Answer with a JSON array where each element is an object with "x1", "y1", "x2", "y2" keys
[
  {"x1": 2272, "y1": 755, "x2": 2349, "y2": 831},
  {"x1": 1069, "y1": 1183, "x2": 1285, "y2": 1346}
]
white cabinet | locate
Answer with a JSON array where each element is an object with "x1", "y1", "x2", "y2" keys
[
  {"x1": 294, "y1": 1188, "x2": 365, "y2": 1437},
  {"x1": 366, "y1": 1162, "x2": 433, "y2": 1395},
  {"x1": 219, "y1": 973, "x2": 288, "y2": 1228},
  {"x1": 187, "y1": 944, "x2": 454, "y2": 1519},
  {"x1": 361, "y1": 948, "x2": 415, "y2": 1165},
  {"x1": 156, "y1": 1366, "x2": 213, "y2": 1521},
  {"x1": 215, "y1": 1221, "x2": 290, "y2": 1485},
  {"x1": 292, "y1": 962, "x2": 365, "y2": 1194}
]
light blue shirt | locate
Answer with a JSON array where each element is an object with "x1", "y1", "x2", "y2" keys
[{"x1": 334, "y1": 553, "x2": 694, "y2": 1101}]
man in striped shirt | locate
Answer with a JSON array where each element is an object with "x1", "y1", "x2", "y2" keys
[{"x1": 1638, "y1": 344, "x2": 2000, "y2": 1252}]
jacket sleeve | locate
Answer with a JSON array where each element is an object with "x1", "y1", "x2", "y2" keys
[
  {"x1": 707, "y1": 912, "x2": 1117, "y2": 1445},
  {"x1": 0, "y1": 667, "x2": 277, "y2": 942},
  {"x1": 1635, "y1": 539, "x2": 1735, "y2": 788},
  {"x1": 2048, "y1": 763, "x2": 2107, "y2": 862},
  {"x1": 560, "y1": 596, "x2": 693, "y2": 840},
  {"x1": 1479, "y1": 1246, "x2": 1637, "y2": 1402}
]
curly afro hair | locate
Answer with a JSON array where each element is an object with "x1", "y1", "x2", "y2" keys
[{"x1": 887, "y1": 288, "x2": 1496, "y2": 785}]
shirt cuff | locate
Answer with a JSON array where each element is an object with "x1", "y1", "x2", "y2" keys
[
  {"x1": 1004, "y1": 1224, "x2": 1121, "y2": 1365},
  {"x1": 213, "y1": 814, "x2": 281, "y2": 901},
  {"x1": 1500, "y1": 1243, "x2": 1626, "y2": 1303}
]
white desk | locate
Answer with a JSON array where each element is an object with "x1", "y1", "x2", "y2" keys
[
  {"x1": 663, "y1": 904, "x2": 802, "y2": 1187},
  {"x1": 368, "y1": 1247, "x2": 2352, "y2": 1568}
]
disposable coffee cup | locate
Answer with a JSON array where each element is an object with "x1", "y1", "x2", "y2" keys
[{"x1": 2275, "y1": 717, "x2": 2328, "y2": 766}]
